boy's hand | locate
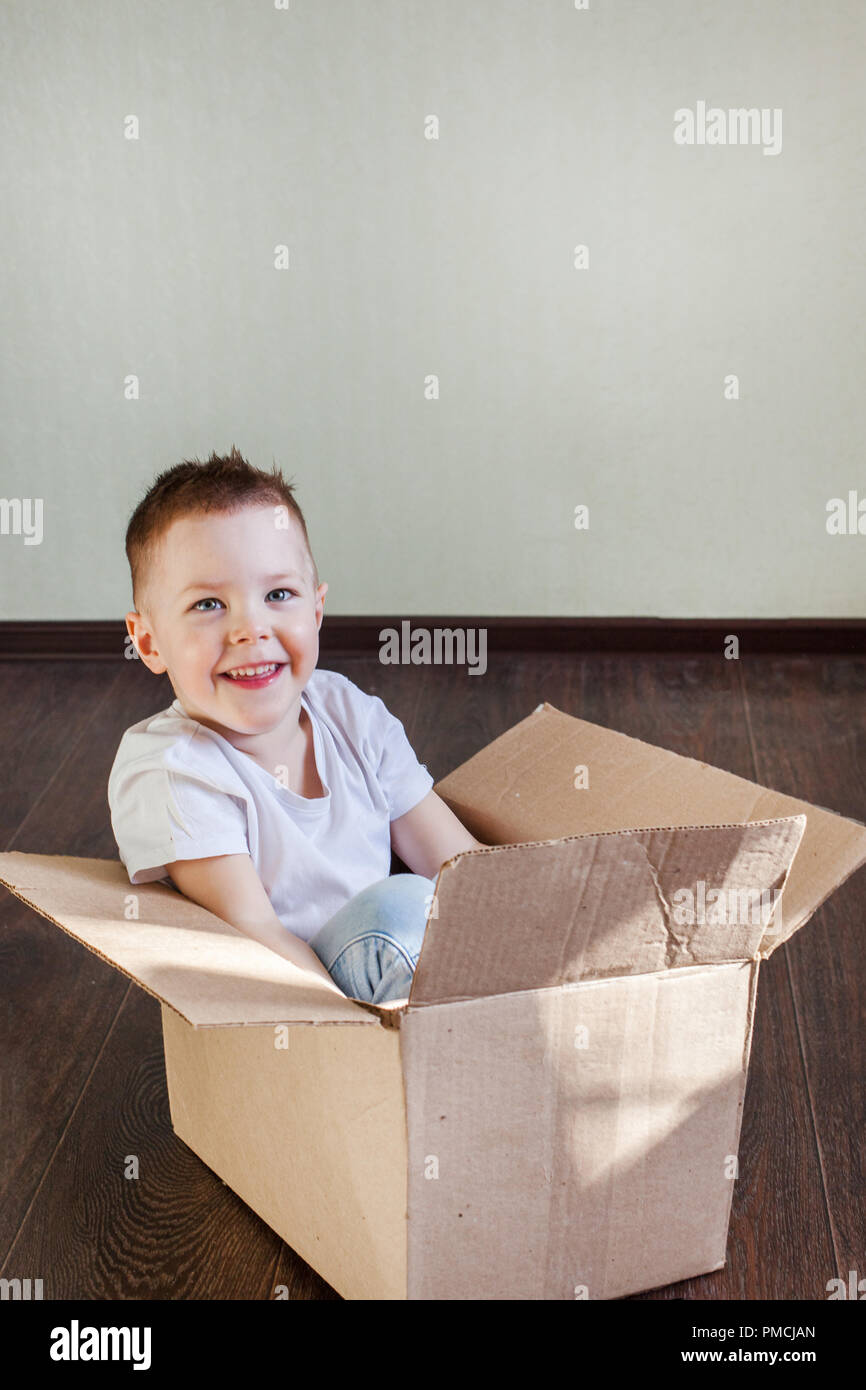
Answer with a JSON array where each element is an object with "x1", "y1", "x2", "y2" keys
[{"x1": 389, "y1": 790, "x2": 486, "y2": 881}]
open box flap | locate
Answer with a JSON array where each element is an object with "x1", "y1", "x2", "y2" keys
[
  {"x1": 433, "y1": 702, "x2": 866, "y2": 954},
  {"x1": 408, "y1": 816, "x2": 806, "y2": 1007},
  {"x1": 0, "y1": 852, "x2": 376, "y2": 1028}
]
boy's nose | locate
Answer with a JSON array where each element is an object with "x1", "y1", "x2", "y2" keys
[
  {"x1": 226, "y1": 609, "x2": 273, "y2": 642},
  {"x1": 231, "y1": 624, "x2": 270, "y2": 639}
]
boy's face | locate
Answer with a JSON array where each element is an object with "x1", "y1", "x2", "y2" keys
[{"x1": 126, "y1": 504, "x2": 328, "y2": 744}]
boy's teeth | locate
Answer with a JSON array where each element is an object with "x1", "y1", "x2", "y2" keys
[{"x1": 226, "y1": 663, "x2": 278, "y2": 679}]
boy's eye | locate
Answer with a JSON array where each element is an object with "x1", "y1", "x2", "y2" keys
[{"x1": 190, "y1": 589, "x2": 297, "y2": 612}]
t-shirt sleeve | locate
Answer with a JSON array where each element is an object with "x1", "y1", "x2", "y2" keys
[
  {"x1": 365, "y1": 693, "x2": 435, "y2": 821},
  {"x1": 109, "y1": 759, "x2": 250, "y2": 886}
]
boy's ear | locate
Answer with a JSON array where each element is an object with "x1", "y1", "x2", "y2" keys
[{"x1": 125, "y1": 610, "x2": 167, "y2": 674}]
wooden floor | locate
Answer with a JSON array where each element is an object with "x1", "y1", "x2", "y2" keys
[{"x1": 1, "y1": 651, "x2": 864, "y2": 1300}]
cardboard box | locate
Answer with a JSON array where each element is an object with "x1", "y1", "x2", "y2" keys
[{"x1": 2, "y1": 700, "x2": 866, "y2": 1300}]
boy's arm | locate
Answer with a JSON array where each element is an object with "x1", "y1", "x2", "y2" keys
[
  {"x1": 389, "y1": 790, "x2": 487, "y2": 881},
  {"x1": 164, "y1": 853, "x2": 343, "y2": 991}
]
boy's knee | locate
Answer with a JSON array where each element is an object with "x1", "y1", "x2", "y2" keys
[
  {"x1": 359, "y1": 872, "x2": 435, "y2": 906},
  {"x1": 361, "y1": 872, "x2": 436, "y2": 954}
]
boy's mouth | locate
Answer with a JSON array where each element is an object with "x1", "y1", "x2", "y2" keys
[{"x1": 219, "y1": 662, "x2": 286, "y2": 689}]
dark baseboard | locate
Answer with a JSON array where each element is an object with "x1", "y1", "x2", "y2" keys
[{"x1": 0, "y1": 617, "x2": 864, "y2": 659}]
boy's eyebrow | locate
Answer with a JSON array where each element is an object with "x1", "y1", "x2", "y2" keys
[{"x1": 179, "y1": 571, "x2": 306, "y2": 596}]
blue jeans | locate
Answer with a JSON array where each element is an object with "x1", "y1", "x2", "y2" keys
[{"x1": 308, "y1": 873, "x2": 437, "y2": 1005}]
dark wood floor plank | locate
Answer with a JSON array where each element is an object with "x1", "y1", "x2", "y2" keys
[
  {"x1": 0, "y1": 660, "x2": 146, "y2": 1261},
  {"x1": 355, "y1": 649, "x2": 585, "y2": 778},
  {"x1": 741, "y1": 655, "x2": 866, "y2": 1289},
  {"x1": 0, "y1": 894, "x2": 131, "y2": 1264},
  {"x1": 5, "y1": 987, "x2": 319, "y2": 1299},
  {"x1": 0, "y1": 663, "x2": 121, "y2": 848}
]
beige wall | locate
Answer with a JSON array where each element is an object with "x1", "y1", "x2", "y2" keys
[{"x1": 1, "y1": 0, "x2": 864, "y2": 619}]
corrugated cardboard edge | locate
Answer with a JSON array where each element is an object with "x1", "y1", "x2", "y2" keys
[
  {"x1": 719, "y1": 956, "x2": 763, "y2": 1258},
  {"x1": 434, "y1": 700, "x2": 866, "y2": 955},
  {"x1": 0, "y1": 863, "x2": 199, "y2": 1025},
  {"x1": 404, "y1": 815, "x2": 805, "y2": 1010},
  {"x1": 0, "y1": 852, "x2": 376, "y2": 1030}
]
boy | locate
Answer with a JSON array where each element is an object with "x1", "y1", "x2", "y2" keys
[{"x1": 108, "y1": 447, "x2": 484, "y2": 1005}]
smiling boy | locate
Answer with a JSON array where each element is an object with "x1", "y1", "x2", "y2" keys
[{"x1": 108, "y1": 447, "x2": 483, "y2": 1004}]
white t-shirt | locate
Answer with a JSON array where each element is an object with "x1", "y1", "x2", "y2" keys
[{"x1": 107, "y1": 667, "x2": 435, "y2": 942}]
